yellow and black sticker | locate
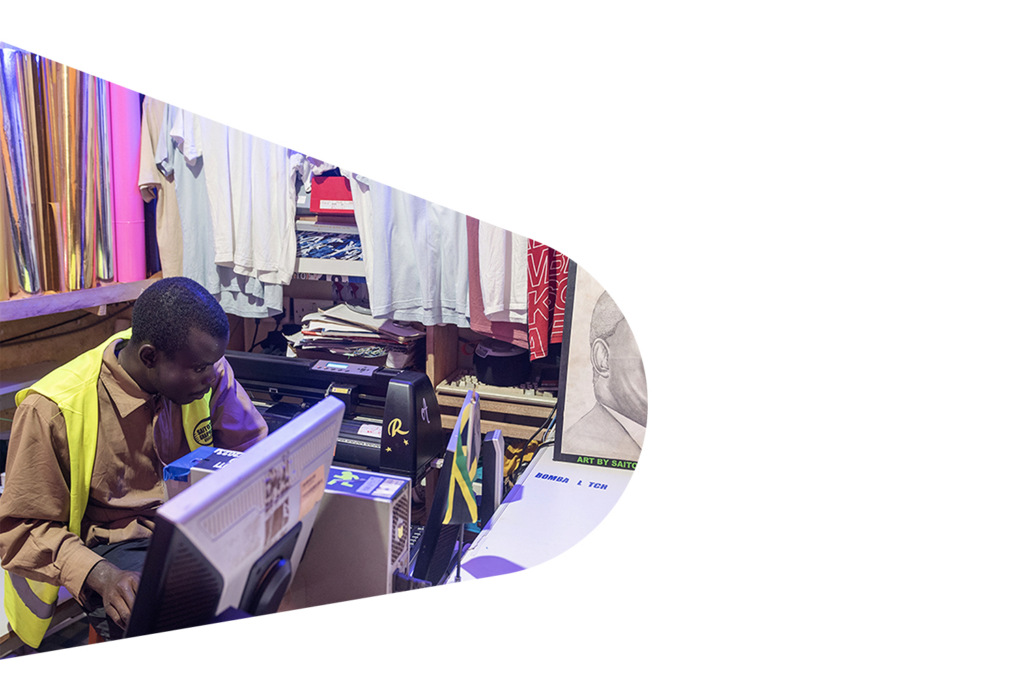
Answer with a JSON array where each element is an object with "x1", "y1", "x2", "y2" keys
[{"x1": 192, "y1": 417, "x2": 213, "y2": 446}]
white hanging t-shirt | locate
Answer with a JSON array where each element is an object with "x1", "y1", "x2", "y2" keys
[
  {"x1": 162, "y1": 107, "x2": 283, "y2": 317},
  {"x1": 355, "y1": 175, "x2": 469, "y2": 327},
  {"x1": 181, "y1": 115, "x2": 301, "y2": 287},
  {"x1": 477, "y1": 220, "x2": 528, "y2": 324}
]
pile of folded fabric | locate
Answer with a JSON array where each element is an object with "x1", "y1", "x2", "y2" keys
[{"x1": 286, "y1": 301, "x2": 425, "y2": 369}]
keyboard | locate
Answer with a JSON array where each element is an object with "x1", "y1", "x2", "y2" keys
[{"x1": 435, "y1": 370, "x2": 558, "y2": 408}]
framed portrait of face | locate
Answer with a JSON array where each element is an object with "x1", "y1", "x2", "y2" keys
[{"x1": 554, "y1": 261, "x2": 648, "y2": 470}]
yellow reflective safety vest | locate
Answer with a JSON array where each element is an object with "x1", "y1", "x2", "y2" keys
[{"x1": 3, "y1": 329, "x2": 212, "y2": 648}]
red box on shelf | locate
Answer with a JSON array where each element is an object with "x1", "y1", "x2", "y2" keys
[{"x1": 310, "y1": 176, "x2": 355, "y2": 216}]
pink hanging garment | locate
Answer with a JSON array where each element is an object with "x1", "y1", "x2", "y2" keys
[{"x1": 467, "y1": 217, "x2": 529, "y2": 348}]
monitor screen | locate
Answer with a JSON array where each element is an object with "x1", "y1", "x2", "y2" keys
[{"x1": 124, "y1": 396, "x2": 346, "y2": 637}]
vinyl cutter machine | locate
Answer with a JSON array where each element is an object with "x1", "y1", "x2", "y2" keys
[{"x1": 224, "y1": 351, "x2": 445, "y2": 480}]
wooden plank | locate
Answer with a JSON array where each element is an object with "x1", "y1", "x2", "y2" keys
[
  {"x1": 425, "y1": 325, "x2": 459, "y2": 387},
  {"x1": 436, "y1": 393, "x2": 554, "y2": 418},
  {"x1": 0, "y1": 629, "x2": 20, "y2": 659},
  {"x1": 440, "y1": 414, "x2": 543, "y2": 440},
  {"x1": 0, "y1": 276, "x2": 161, "y2": 322}
]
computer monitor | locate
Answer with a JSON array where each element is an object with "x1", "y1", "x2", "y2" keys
[{"x1": 124, "y1": 396, "x2": 346, "y2": 637}]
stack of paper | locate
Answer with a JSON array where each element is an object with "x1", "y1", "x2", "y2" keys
[{"x1": 286, "y1": 302, "x2": 426, "y2": 368}]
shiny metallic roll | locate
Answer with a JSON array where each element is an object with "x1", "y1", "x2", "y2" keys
[
  {"x1": 69, "y1": 67, "x2": 94, "y2": 291},
  {"x1": 0, "y1": 47, "x2": 44, "y2": 293},
  {"x1": 40, "y1": 56, "x2": 65, "y2": 290},
  {"x1": 0, "y1": 149, "x2": 10, "y2": 300},
  {"x1": 94, "y1": 77, "x2": 115, "y2": 282},
  {"x1": 4, "y1": 49, "x2": 138, "y2": 293},
  {"x1": 39, "y1": 54, "x2": 78, "y2": 292},
  {"x1": 30, "y1": 54, "x2": 60, "y2": 292}
]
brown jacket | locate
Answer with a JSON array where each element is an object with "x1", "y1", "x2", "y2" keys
[{"x1": 0, "y1": 338, "x2": 267, "y2": 602}]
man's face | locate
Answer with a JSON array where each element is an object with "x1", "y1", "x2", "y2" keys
[
  {"x1": 605, "y1": 320, "x2": 648, "y2": 426},
  {"x1": 149, "y1": 328, "x2": 226, "y2": 405}
]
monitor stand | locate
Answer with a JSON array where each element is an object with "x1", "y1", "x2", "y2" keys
[{"x1": 238, "y1": 522, "x2": 302, "y2": 617}]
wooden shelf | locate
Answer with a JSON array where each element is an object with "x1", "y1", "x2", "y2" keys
[
  {"x1": 0, "y1": 276, "x2": 162, "y2": 322},
  {"x1": 294, "y1": 258, "x2": 365, "y2": 278},
  {"x1": 0, "y1": 360, "x2": 59, "y2": 411},
  {"x1": 440, "y1": 413, "x2": 544, "y2": 441},
  {"x1": 437, "y1": 391, "x2": 554, "y2": 441},
  {"x1": 436, "y1": 393, "x2": 554, "y2": 418}
]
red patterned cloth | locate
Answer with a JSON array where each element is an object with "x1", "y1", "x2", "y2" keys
[{"x1": 527, "y1": 239, "x2": 569, "y2": 360}]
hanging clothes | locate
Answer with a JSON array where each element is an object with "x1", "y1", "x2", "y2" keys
[
  {"x1": 138, "y1": 96, "x2": 183, "y2": 278},
  {"x1": 152, "y1": 105, "x2": 283, "y2": 317},
  {"x1": 191, "y1": 116, "x2": 303, "y2": 287},
  {"x1": 349, "y1": 171, "x2": 376, "y2": 288},
  {"x1": 467, "y1": 217, "x2": 529, "y2": 349},
  {"x1": 527, "y1": 240, "x2": 569, "y2": 361},
  {"x1": 354, "y1": 174, "x2": 470, "y2": 327},
  {"x1": 477, "y1": 220, "x2": 528, "y2": 324}
]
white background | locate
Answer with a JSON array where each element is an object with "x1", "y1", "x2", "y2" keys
[{"x1": 3, "y1": 2, "x2": 1024, "y2": 680}]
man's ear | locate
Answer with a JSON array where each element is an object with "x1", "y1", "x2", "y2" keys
[
  {"x1": 138, "y1": 343, "x2": 159, "y2": 369},
  {"x1": 591, "y1": 338, "x2": 611, "y2": 379}
]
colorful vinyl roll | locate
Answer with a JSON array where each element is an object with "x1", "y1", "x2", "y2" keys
[
  {"x1": 34, "y1": 56, "x2": 62, "y2": 292},
  {"x1": 109, "y1": 82, "x2": 145, "y2": 283},
  {"x1": 38, "y1": 54, "x2": 65, "y2": 290},
  {"x1": 1, "y1": 148, "x2": 18, "y2": 298},
  {"x1": 94, "y1": 77, "x2": 116, "y2": 282},
  {"x1": 2, "y1": 49, "x2": 122, "y2": 293},
  {"x1": 1, "y1": 47, "x2": 47, "y2": 293},
  {"x1": 39, "y1": 55, "x2": 77, "y2": 292},
  {"x1": 68, "y1": 64, "x2": 94, "y2": 291},
  {"x1": 0, "y1": 161, "x2": 10, "y2": 300}
]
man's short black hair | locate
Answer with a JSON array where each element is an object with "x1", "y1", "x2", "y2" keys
[{"x1": 131, "y1": 277, "x2": 229, "y2": 356}]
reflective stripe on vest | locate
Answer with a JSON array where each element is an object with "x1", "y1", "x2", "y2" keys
[
  {"x1": 4, "y1": 328, "x2": 211, "y2": 648},
  {"x1": 7, "y1": 573, "x2": 56, "y2": 619}
]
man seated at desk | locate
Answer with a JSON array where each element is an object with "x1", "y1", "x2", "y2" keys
[{"x1": 0, "y1": 277, "x2": 267, "y2": 649}]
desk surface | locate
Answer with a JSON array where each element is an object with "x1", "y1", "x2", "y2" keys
[{"x1": 447, "y1": 444, "x2": 634, "y2": 583}]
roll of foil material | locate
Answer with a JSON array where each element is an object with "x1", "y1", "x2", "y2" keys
[
  {"x1": 66, "y1": 69, "x2": 108, "y2": 291},
  {"x1": 39, "y1": 54, "x2": 78, "y2": 292},
  {"x1": 36, "y1": 56, "x2": 62, "y2": 292},
  {"x1": 1, "y1": 47, "x2": 45, "y2": 293},
  {"x1": 4, "y1": 51, "x2": 121, "y2": 293},
  {"x1": 94, "y1": 77, "x2": 116, "y2": 282},
  {"x1": 66, "y1": 64, "x2": 91, "y2": 291},
  {"x1": 38, "y1": 54, "x2": 65, "y2": 290},
  {"x1": 1, "y1": 149, "x2": 19, "y2": 298},
  {"x1": 0, "y1": 160, "x2": 10, "y2": 300}
]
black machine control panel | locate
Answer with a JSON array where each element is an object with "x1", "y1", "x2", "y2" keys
[{"x1": 311, "y1": 360, "x2": 379, "y2": 378}]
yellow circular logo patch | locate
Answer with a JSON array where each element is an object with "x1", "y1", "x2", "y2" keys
[{"x1": 192, "y1": 417, "x2": 213, "y2": 446}]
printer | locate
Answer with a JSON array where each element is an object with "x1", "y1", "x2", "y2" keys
[{"x1": 224, "y1": 350, "x2": 445, "y2": 481}]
